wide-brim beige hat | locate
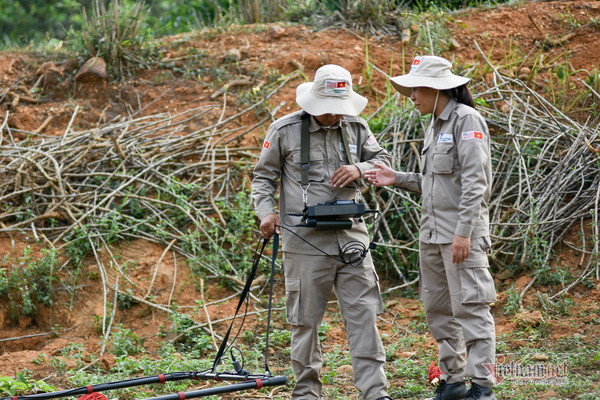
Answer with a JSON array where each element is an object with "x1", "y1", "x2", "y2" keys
[
  {"x1": 296, "y1": 64, "x2": 367, "y2": 116},
  {"x1": 390, "y1": 56, "x2": 470, "y2": 97}
]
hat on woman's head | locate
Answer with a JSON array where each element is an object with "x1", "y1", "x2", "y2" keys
[
  {"x1": 296, "y1": 64, "x2": 367, "y2": 116},
  {"x1": 389, "y1": 56, "x2": 470, "y2": 97}
]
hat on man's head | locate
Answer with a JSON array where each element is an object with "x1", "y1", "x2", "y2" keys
[
  {"x1": 296, "y1": 64, "x2": 367, "y2": 116},
  {"x1": 389, "y1": 56, "x2": 470, "y2": 97}
]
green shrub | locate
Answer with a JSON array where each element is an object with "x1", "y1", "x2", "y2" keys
[
  {"x1": 0, "y1": 246, "x2": 59, "y2": 319},
  {"x1": 110, "y1": 324, "x2": 146, "y2": 356},
  {"x1": 69, "y1": 0, "x2": 155, "y2": 77},
  {"x1": 0, "y1": 0, "x2": 83, "y2": 47}
]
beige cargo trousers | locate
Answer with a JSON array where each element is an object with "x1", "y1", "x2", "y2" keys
[
  {"x1": 283, "y1": 251, "x2": 389, "y2": 400},
  {"x1": 419, "y1": 237, "x2": 497, "y2": 388}
]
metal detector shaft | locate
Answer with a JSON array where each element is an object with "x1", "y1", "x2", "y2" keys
[
  {"x1": 0, "y1": 372, "x2": 195, "y2": 400},
  {"x1": 193, "y1": 372, "x2": 279, "y2": 381},
  {"x1": 141, "y1": 376, "x2": 288, "y2": 400}
]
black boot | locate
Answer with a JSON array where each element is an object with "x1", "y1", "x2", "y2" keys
[
  {"x1": 431, "y1": 380, "x2": 468, "y2": 400},
  {"x1": 465, "y1": 383, "x2": 496, "y2": 400}
]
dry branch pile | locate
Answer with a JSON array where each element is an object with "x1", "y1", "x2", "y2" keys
[{"x1": 0, "y1": 73, "x2": 300, "y2": 291}]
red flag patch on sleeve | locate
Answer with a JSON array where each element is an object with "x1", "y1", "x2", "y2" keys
[{"x1": 263, "y1": 140, "x2": 271, "y2": 149}]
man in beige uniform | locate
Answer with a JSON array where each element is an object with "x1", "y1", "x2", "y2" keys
[
  {"x1": 366, "y1": 56, "x2": 497, "y2": 400},
  {"x1": 252, "y1": 65, "x2": 392, "y2": 400}
]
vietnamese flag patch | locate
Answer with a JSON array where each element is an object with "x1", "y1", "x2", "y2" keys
[
  {"x1": 263, "y1": 140, "x2": 271, "y2": 149},
  {"x1": 462, "y1": 131, "x2": 484, "y2": 140},
  {"x1": 411, "y1": 58, "x2": 422, "y2": 72},
  {"x1": 326, "y1": 80, "x2": 346, "y2": 89}
]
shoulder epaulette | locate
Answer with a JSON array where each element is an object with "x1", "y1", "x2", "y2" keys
[
  {"x1": 342, "y1": 114, "x2": 369, "y2": 128},
  {"x1": 271, "y1": 110, "x2": 304, "y2": 130},
  {"x1": 454, "y1": 103, "x2": 480, "y2": 120}
]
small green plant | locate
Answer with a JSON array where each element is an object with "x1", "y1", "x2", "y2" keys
[
  {"x1": 538, "y1": 293, "x2": 575, "y2": 316},
  {"x1": 318, "y1": 321, "x2": 333, "y2": 342},
  {"x1": 269, "y1": 329, "x2": 291, "y2": 346},
  {"x1": 408, "y1": 307, "x2": 429, "y2": 334},
  {"x1": 321, "y1": 369, "x2": 337, "y2": 384},
  {"x1": 117, "y1": 289, "x2": 138, "y2": 310},
  {"x1": 585, "y1": 68, "x2": 600, "y2": 95},
  {"x1": 49, "y1": 358, "x2": 67, "y2": 376},
  {"x1": 92, "y1": 313, "x2": 109, "y2": 335},
  {"x1": 32, "y1": 353, "x2": 46, "y2": 365},
  {"x1": 537, "y1": 263, "x2": 573, "y2": 286},
  {"x1": 163, "y1": 311, "x2": 213, "y2": 354},
  {"x1": 503, "y1": 285, "x2": 522, "y2": 315},
  {"x1": 110, "y1": 324, "x2": 146, "y2": 356},
  {"x1": 554, "y1": 11, "x2": 582, "y2": 30},
  {"x1": 0, "y1": 371, "x2": 55, "y2": 396},
  {"x1": 64, "y1": 226, "x2": 92, "y2": 268}
]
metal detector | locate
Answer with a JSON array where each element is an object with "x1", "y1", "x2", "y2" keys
[{"x1": 1, "y1": 235, "x2": 287, "y2": 400}]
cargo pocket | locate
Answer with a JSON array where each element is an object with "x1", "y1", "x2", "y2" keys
[
  {"x1": 458, "y1": 242, "x2": 497, "y2": 305},
  {"x1": 285, "y1": 278, "x2": 302, "y2": 325},
  {"x1": 371, "y1": 269, "x2": 384, "y2": 315}
]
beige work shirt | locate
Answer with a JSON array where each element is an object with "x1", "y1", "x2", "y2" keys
[
  {"x1": 394, "y1": 98, "x2": 492, "y2": 243},
  {"x1": 252, "y1": 110, "x2": 392, "y2": 255}
]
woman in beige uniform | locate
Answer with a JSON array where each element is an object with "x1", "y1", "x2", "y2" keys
[{"x1": 365, "y1": 55, "x2": 497, "y2": 400}]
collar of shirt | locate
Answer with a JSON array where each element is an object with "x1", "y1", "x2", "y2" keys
[
  {"x1": 437, "y1": 97, "x2": 458, "y2": 122},
  {"x1": 308, "y1": 115, "x2": 343, "y2": 133}
]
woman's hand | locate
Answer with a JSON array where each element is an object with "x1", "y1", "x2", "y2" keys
[
  {"x1": 364, "y1": 163, "x2": 396, "y2": 187},
  {"x1": 451, "y1": 235, "x2": 470, "y2": 264}
]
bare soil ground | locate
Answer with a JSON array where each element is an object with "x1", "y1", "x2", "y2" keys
[{"x1": 1, "y1": 1, "x2": 600, "y2": 399}]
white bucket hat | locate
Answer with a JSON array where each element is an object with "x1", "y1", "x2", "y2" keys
[
  {"x1": 296, "y1": 64, "x2": 367, "y2": 116},
  {"x1": 390, "y1": 56, "x2": 470, "y2": 97}
]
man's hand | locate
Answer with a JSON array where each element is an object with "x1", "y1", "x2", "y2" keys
[
  {"x1": 364, "y1": 163, "x2": 396, "y2": 187},
  {"x1": 259, "y1": 213, "x2": 281, "y2": 239},
  {"x1": 331, "y1": 165, "x2": 361, "y2": 188},
  {"x1": 451, "y1": 235, "x2": 471, "y2": 264}
]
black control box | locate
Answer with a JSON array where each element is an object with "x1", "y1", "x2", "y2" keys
[{"x1": 305, "y1": 200, "x2": 366, "y2": 219}]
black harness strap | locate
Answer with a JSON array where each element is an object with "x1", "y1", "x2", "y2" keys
[
  {"x1": 300, "y1": 113, "x2": 354, "y2": 189},
  {"x1": 340, "y1": 125, "x2": 354, "y2": 165},
  {"x1": 300, "y1": 112, "x2": 311, "y2": 186}
]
